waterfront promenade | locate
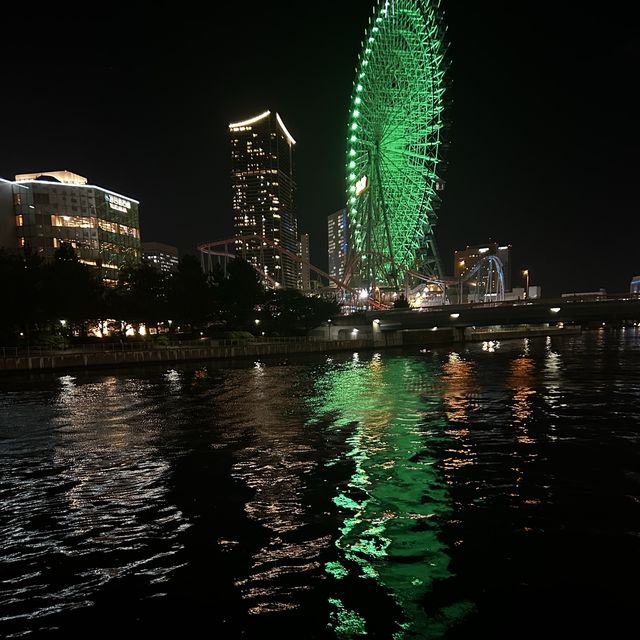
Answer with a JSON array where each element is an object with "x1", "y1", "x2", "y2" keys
[
  {"x1": 0, "y1": 325, "x2": 582, "y2": 372},
  {"x1": 0, "y1": 338, "x2": 372, "y2": 373}
]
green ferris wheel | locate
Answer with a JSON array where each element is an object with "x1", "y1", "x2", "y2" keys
[{"x1": 346, "y1": 0, "x2": 448, "y2": 291}]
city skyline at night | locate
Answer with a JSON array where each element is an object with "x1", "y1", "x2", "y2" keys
[
  {"x1": 0, "y1": 1, "x2": 637, "y2": 294},
  {"x1": 1, "y1": 4, "x2": 639, "y2": 636}
]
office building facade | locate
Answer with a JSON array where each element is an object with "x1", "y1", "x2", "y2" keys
[
  {"x1": 230, "y1": 110, "x2": 299, "y2": 288},
  {"x1": 328, "y1": 208, "x2": 349, "y2": 285},
  {"x1": 1, "y1": 170, "x2": 140, "y2": 283},
  {"x1": 142, "y1": 241, "x2": 179, "y2": 274}
]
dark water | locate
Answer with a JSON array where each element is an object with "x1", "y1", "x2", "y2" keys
[{"x1": 1, "y1": 331, "x2": 639, "y2": 638}]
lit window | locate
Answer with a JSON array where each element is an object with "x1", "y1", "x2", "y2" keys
[{"x1": 51, "y1": 214, "x2": 93, "y2": 228}]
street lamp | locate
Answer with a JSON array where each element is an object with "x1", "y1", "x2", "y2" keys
[
  {"x1": 522, "y1": 269, "x2": 530, "y2": 299},
  {"x1": 457, "y1": 260, "x2": 466, "y2": 304}
]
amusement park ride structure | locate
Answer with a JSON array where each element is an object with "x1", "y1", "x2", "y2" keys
[
  {"x1": 198, "y1": 235, "x2": 506, "y2": 311},
  {"x1": 200, "y1": 0, "x2": 506, "y2": 311}
]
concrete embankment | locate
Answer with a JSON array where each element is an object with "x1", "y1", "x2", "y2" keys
[
  {"x1": 0, "y1": 325, "x2": 583, "y2": 373},
  {"x1": 464, "y1": 325, "x2": 582, "y2": 342},
  {"x1": 389, "y1": 324, "x2": 581, "y2": 347},
  {"x1": 0, "y1": 339, "x2": 373, "y2": 373}
]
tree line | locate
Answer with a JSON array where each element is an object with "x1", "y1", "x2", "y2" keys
[{"x1": 0, "y1": 244, "x2": 340, "y2": 345}]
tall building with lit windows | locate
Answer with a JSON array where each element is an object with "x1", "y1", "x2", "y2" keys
[
  {"x1": 299, "y1": 232, "x2": 311, "y2": 290},
  {"x1": 142, "y1": 241, "x2": 179, "y2": 274},
  {"x1": 229, "y1": 110, "x2": 299, "y2": 288},
  {"x1": 328, "y1": 208, "x2": 349, "y2": 285},
  {"x1": 0, "y1": 170, "x2": 140, "y2": 283}
]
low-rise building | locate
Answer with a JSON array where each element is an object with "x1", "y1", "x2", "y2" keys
[{"x1": 1, "y1": 170, "x2": 141, "y2": 283}]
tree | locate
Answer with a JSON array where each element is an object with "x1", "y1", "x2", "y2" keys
[
  {"x1": 260, "y1": 289, "x2": 341, "y2": 336},
  {"x1": 167, "y1": 254, "x2": 216, "y2": 331},
  {"x1": 43, "y1": 244, "x2": 105, "y2": 334},
  {"x1": 0, "y1": 250, "x2": 33, "y2": 342},
  {"x1": 112, "y1": 261, "x2": 168, "y2": 333},
  {"x1": 213, "y1": 258, "x2": 265, "y2": 330}
]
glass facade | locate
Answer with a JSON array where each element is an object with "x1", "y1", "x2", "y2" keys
[
  {"x1": 230, "y1": 111, "x2": 299, "y2": 289},
  {"x1": 10, "y1": 174, "x2": 140, "y2": 282}
]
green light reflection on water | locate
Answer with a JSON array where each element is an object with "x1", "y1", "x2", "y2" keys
[{"x1": 308, "y1": 354, "x2": 473, "y2": 638}]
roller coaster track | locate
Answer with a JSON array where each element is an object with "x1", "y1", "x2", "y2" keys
[{"x1": 198, "y1": 236, "x2": 389, "y2": 311}]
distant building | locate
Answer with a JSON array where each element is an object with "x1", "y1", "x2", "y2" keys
[
  {"x1": 1, "y1": 170, "x2": 140, "y2": 283},
  {"x1": 142, "y1": 242, "x2": 179, "y2": 274},
  {"x1": 0, "y1": 179, "x2": 18, "y2": 251},
  {"x1": 561, "y1": 289, "x2": 607, "y2": 301},
  {"x1": 504, "y1": 285, "x2": 542, "y2": 301},
  {"x1": 454, "y1": 242, "x2": 512, "y2": 291},
  {"x1": 328, "y1": 208, "x2": 348, "y2": 285},
  {"x1": 229, "y1": 110, "x2": 299, "y2": 289},
  {"x1": 299, "y1": 232, "x2": 311, "y2": 290},
  {"x1": 631, "y1": 276, "x2": 640, "y2": 296}
]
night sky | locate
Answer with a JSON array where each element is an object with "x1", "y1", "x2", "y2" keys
[{"x1": 1, "y1": 1, "x2": 638, "y2": 295}]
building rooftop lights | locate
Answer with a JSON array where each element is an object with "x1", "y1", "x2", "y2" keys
[
  {"x1": 15, "y1": 170, "x2": 87, "y2": 185},
  {"x1": 229, "y1": 111, "x2": 271, "y2": 129},
  {"x1": 275, "y1": 113, "x2": 296, "y2": 145},
  {"x1": 12, "y1": 179, "x2": 139, "y2": 203}
]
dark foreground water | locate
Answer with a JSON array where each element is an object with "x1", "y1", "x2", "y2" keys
[{"x1": 1, "y1": 331, "x2": 639, "y2": 638}]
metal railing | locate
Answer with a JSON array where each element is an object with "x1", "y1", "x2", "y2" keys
[{"x1": 359, "y1": 293, "x2": 640, "y2": 316}]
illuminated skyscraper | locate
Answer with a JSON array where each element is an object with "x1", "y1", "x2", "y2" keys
[
  {"x1": 299, "y1": 232, "x2": 310, "y2": 290},
  {"x1": 1, "y1": 170, "x2": 140, "y2": 283},
  {"x1": 328, "y1": 208, "x2": 348, "y2": 285},
  {"x1": 229, "y1": 110, "x2": 299, "y2": 288}
]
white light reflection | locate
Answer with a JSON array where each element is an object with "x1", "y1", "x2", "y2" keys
[
  {"x1": 223, "y1": 365, "x2": 325, "y2": 615},
  {"x1": 164, "y1": 369, "x2": 182, "y2": 393}
]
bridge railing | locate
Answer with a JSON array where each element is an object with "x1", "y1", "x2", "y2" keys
[{"x1": 367, "y1": 293, "x2": 639, "y2": 316}]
